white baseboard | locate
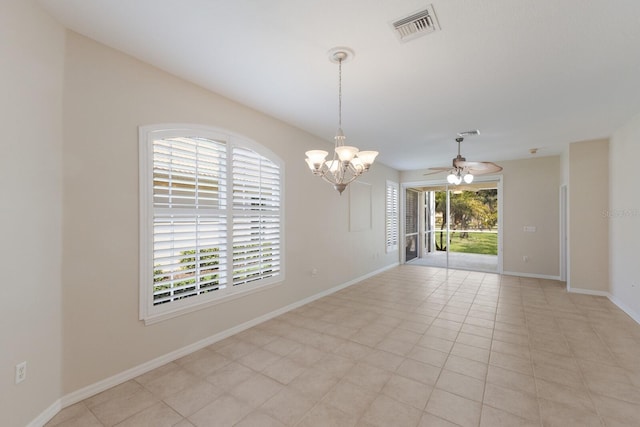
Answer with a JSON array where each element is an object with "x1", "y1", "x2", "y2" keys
[
  {"x1": 502, "y1": 271, "x2": 561, "y2": 281},
  {"x1": 566, "y1": 287, "x2": 640, "y2": 325},
  {"x1": 35, "y1": 262, "x2": 398, "y2": 425},
  {"x1": 567, "y1": 286, "x2": 609, "y2": 297},
  {"x1": 567, "y1": 287, "x2": 640, "y2": 325},
  {"x1": 27, "y1": 399, "x2": 61, "y2": 427},
  {"x1": 608, "y1": 293, "x2": 640, "y2": 325}
]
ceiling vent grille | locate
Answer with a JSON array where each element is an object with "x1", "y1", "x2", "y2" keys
[{"x1": 392, "y1": 5, "x2": 440, "y2": 42}]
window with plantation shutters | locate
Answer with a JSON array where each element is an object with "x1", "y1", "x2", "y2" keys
[
  {"x1": 139, "y1": 125, "x2": 284, "y2": 324},
  {"x1": 386, "y1": 181, "x2": 399, "y2": 252},
  {"x1": 231, "y1": 147, "x2": 281, "y2": 287}
]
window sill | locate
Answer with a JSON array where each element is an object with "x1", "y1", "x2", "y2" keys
[{"x1": 141, "y1": 278, "x2": 284, "y2": 325}]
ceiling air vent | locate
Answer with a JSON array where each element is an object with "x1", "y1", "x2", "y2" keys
[
  {"x1": 392, "y1": 5, "x2": 440, "y2": 42},
  {"x1": 458, "y1": 130, "x2": 480, "y2": 137}
]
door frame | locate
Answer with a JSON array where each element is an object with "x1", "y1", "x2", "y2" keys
[
  {"x1": 404, "y1": 188, "x2": 421, "y2": 262},
  {"x1": 560, "y1": 184, "x2": 568, "y2": 282}
]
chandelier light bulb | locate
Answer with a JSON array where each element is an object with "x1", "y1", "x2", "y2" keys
[
  {"x1": 325, "y1": 159, "x2": 340, "y2": 173},
  {"x1": 357, "y1": 151, "x2": 379, "y2": 169},
  {"x1": 304, "y1": 158, "x2": 314, "y2": 170},
  {"x1": 335, "y1": 145, "x2": 359, "y2": 163},
  {"x1": 447, "y1": 173, "x2": 457, "y2": 184},
  {"x1": 351, "y1": 157, "x2": 364, "y2": 174},
  {"x1": 305, "y1": 150, "x2": 328, "y2": 169}
]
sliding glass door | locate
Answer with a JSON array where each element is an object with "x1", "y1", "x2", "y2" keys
[
  {"x1": 408, "y1": 179, "x2": 500, "y2": 272},
  {"x1": 405, "y1": 189, "x2": 420, "y2": 262},
  {"x1": 424, "y1": 188, "x2": 447, "y2": 267}
]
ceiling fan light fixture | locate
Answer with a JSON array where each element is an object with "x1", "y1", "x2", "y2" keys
[
  {"x1": 425, "y1": 134, "x2": 502, "y2": 182},
  {"x1": 463, "y1": 173, "x2": 474, "y2": 184}
]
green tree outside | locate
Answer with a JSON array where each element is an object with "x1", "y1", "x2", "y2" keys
[{"x1": 433, "y1": 189, "x2": 498, "y2": 254}]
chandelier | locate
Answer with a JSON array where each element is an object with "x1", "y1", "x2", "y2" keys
[{"x1": 305, "y1": 47, "x2": 378, "y2": 194}]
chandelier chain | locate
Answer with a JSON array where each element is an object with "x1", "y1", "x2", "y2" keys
[{"x1": 338, "y1": 57, "x2": 342, "y2": 129}]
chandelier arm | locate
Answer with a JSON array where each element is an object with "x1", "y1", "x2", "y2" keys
[{"x1": 320, "y1": 170, "x2": 359, "y2": 187}]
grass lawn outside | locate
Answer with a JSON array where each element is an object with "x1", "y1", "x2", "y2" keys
[{"x1": 444, "y1": 231, "x2": 498, "y2": 255}]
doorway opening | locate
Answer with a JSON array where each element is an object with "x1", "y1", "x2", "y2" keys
[{"x1": 404, "y1": 178, "x2": 502, "y2": 273}]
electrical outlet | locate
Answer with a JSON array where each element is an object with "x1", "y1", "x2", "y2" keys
[
  {"x1": 15, "y1": 361, "x2": 27, "y2": 384},
  {"x1": 523, "y1": 255, "x2": 529, "y2": 262}
]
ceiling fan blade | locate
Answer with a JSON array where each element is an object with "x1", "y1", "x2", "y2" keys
[
  {"x1": 469, "y1": 162, "x2": 503, "y2": 174},
  {"x1": 423, "y1": 168, "x2": 450, "y2": 176},
  {"x1": 454, "y1": 160, "x2": 488, "y2": 169}
]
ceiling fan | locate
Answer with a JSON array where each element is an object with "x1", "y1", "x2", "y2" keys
[{"x1": 424, "y1": 134, "x2": 502, "y2": 184}]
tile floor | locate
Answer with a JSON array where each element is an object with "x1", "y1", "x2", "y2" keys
[{"x1": 46, "y1": 265, "x2": 640, "y2": 427}]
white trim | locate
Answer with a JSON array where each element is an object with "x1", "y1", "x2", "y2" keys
[
  {"x1": 138, "y1": 125, "x2": 152, "y2": 321},
  {"x1": 565, "y1": 183, "x2": 572, "y2": 291},
  {"x1": 27, "y1": 399, "x2": 61, "y2": 427},
  {"x1": 567, "y1": 287, "x2": 609, "y2": 297},
  {"x1": 496, "y1": 176, "x2": 504, "y2": 274},
  {"x1": 608, "y1": 293, "x2": 640, "y2": 324},
  {"x1": 559, "y1": 185, "x2": 568, "y2": 282},
  {"x1": 564, "y1": 288, "x2": 640, "y2": 325},
  {"x1": 44, "y1": 262, "x2": 399, "y2": 419},
  {"x1": 500, "y1": 273, "x2": 640, "y2": 326},
  {"x1": 502, "y1": 271, "x2": 561, "y2": 281},
  {"x1": 399, "y1": 184, "x2": 406, "y2": 263}
]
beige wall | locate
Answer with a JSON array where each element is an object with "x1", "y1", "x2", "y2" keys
[
  {"x1": 0, "y1": 1, "x2": 65, "y2": 426},
  {"x1": 568, "y1": 139, "x2": 609, "y2": 293},
  {"x1": 61, "y1": 31, "x2": 399, "y2": 394},
  {"x1": 610, "y1": 114, "x2": 640, "y2": 319},
  {"x1": 500, "y1": 156, "x2": 560, "y2": 277},
  {"x1": 401, "y1": 155, "x2": 561, "y2": 277}
]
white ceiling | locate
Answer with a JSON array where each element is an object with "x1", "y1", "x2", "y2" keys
[{"x1": 38, "y1": 0, "x2": 640, "y2": 171}]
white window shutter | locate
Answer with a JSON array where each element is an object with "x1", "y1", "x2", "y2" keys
[
  {"x1": 231, "y1": 147, "x2": 281, "y2": 287},
  {"x1": 151, "y1": 136, "x2": 228, "y2": 307},
  {"x1": 386, "y1": 181, "x2": 399, "y2": 252}
]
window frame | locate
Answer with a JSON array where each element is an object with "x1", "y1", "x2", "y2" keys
[
  {"x1": 385, "y1": 180, "x2": 399, "y2": 253},
  {"x1": 139, "y1": 124, "x2": 285, "y2": 324}
]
